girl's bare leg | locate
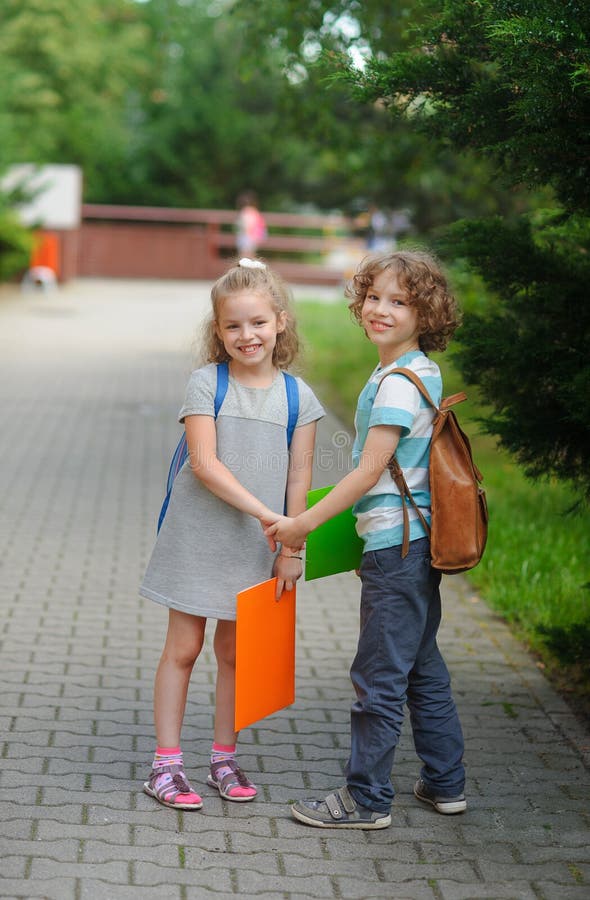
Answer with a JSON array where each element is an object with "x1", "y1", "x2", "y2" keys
[
  {"x1": 154, "y1": 610, "x2": 206, "y2": 747},
  {"x1": 212, "y1": 618, "x2": 237, "y2": 745},
  {"x1": 207, "y1": 618, "x2": 257, "y2": 800}
]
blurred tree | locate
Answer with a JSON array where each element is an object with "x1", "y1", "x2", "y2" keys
[
  {"x1": 0, "y1": 202, "x2": 33, "y2": 281},
  {"x1": 117, "y1": 0, "x2": 310, "y2": 208},
  {"x1": 0, "y1": 0, "x2": 149, "y2": 195},
  {"x1": 235, "y1": 0, "x2": 590, "y2": 497},
  {"x1": 119, "y1": 0, "x2": 438, "y2": 214},
  {"x1": 231, "y1": 0, "x2": 534, "y2": 225},
  {"x1": 0, "y1": 0, "x2": 529, "y2": 229},
  {"x1": 349, "y1": 0, "x2": 590, "y2": 212},
  {"x1": 350, "y1": 0, "x2": 590, "y2": 496},
  {"x1": 439, "y1": 213, "x2": 590, "y2": 497}
]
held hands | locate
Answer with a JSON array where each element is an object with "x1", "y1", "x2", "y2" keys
[{"x1": 264, "y1": 514, "x2": 309, "y2": 551}]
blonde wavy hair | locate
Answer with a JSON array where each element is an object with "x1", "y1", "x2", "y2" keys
[
  {"x1": 202, "y1": 262, "x2": 299, "y2": 368},
  {"x1": 346, "y1": 250, "x2": 461, "y2": 352}
]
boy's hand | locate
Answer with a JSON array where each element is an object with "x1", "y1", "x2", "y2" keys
[
  {"x1": 272, "y1": 553, "x2": 302, "y2": 599},
  {"x1": 265, "y1": 515, "x2": 309, "y2": 550}
]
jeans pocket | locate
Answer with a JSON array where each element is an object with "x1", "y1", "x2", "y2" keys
[{"x1": 370, "y1": 541, "x2": 431, "y2": 581}]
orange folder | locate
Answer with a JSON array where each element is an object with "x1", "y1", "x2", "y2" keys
[{"x1": 234, "y1": 578, "x2": 296, "y2": 732}]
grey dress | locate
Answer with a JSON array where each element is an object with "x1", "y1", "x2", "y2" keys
[{"x1": 140, "y1": 364, "x2": 325, "y2": 620}]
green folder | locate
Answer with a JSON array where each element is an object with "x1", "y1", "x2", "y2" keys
[{"x1": 304, "y1": 485, "x2": 364, "y2": 580}]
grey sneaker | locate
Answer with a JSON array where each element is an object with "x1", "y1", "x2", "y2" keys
[
  {"x1": 291, "y1": 785, "x2": 391, "y2": 830},
  {"x1": 414, "y1": 778, "x2": 467, "y2": 815}
]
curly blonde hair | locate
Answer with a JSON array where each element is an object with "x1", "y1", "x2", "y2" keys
[
  {"x1": 202, "y1": 262, "x2": 299, "y2": 368},
  {"x1": 346, "y1": 250, "x2": 461, "y2": 352}
]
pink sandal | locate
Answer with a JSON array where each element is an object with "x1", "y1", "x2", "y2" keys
[
  {"x1": 207, "y1": 759, "x2": 257, "y2": 802},
  {"x1": 143, "y1": 764, "x2": 203, "y2": 810}
]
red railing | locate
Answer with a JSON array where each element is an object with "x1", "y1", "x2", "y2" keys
[{"x1": 79, "y1": 204, "x2": 363, "y2": 284}]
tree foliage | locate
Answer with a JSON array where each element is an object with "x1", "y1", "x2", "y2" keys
[
  {"x1": 232, "y1": 0, "x2": 527, "y2": 225},
  {"x1": 440, "y1": 214, "x2": 590, "y2": 494},
  {"x1": 3, "y1": 1, "x2": 588, "y2": 503},
  {"x1": 349, "y1": 0, "x2": 590, "y2": 212},
  {"x1": 110, "y1": 0, "x2": 515, "y2": 220},
  {"x1": 0, "y1": 0, "x2": 149, "y2": 193},
  {"x1": 0, "y1": 0, "x2": 527, "y2": 225},
  {"x1": 107, "y1": 0, "x2": 309, "y2": 208},
  {"x1": 331, "y1": 0, "x2": 590, "y2": 497},
  {"x1": 235, "y1": 0, "x2": 590, "y2": 496},
  {"x1": 0, "y1": 205, "x2": 33, "y2": 281}
]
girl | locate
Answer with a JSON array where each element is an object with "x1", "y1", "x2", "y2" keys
[
  {"x1": 265, "y1": 250, "x2": 465, "y2": 828},
  {"x1": 140, "y1": 259, "x2": 324, "y2": 810}
]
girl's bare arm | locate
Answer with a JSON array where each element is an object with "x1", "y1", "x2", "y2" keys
[
  {"x1": 184, "y1": 414, "x2": 276, "y2": 523},
  {"x1": 273, "y1": 421, "x2": 317, "y2": 597},
  {"x1": 285, "y1": 421, "x2": 317, "y2": 519}
]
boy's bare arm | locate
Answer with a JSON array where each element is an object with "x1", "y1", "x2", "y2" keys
[{"x1": 265, "y1": 424, "x2": 402, "y2": 548}]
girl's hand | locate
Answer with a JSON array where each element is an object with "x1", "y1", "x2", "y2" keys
[
  {"x1": 272, "y1": 553, "x2": 303, "y2": 599},
  {"x1": 259, "y1": 512, "x2": 279, "y2": 552},
  {"x1": 265, "y1": 515, "x2": 309, "y2": 550}
]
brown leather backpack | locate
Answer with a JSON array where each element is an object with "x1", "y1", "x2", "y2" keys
[{"x1": 382, "y1": 367, "x2": 488, "y2": 574}]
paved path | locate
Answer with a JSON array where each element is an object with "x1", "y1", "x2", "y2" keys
[{"x1": 1, "y1": 279, "x2": 588, "y2": 900}]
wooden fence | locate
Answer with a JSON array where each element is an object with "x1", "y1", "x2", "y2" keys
[{"x1": 75, "y1": 204, "x2": 364, "y2": 284}]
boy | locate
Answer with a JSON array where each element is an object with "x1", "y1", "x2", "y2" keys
[{"x1": 265, "y1": 250, "x2": 466, "y2": 829}]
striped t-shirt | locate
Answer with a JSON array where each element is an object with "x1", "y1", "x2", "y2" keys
[{"x1": 352, "y1": 350, "x2": 441, "y2": 551}]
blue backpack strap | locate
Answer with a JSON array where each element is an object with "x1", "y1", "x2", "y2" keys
[
  {"x1": 214, "y1": 361, "x2": 229, "y2": 418},
  {"x1": 157, "y1": 433, "x2": 187, "y2": 532},
  {"x1": 157, "y1": 363, "x2": 230, "y2": 532},
  {"x1": 282, "y1": 372, "x2": 299, "y2": 514},
  {"x1": 283, "y1": 372, "x2": 299, "y2": 448}
]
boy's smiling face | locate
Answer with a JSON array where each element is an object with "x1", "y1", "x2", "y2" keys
[{"x1": 360, "y1": 268, "x2": 420, "y2": 366}]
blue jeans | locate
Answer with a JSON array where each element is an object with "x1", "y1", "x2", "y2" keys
[{"x1": 345, "y1": 538, "x2": 465, "y2": 814}]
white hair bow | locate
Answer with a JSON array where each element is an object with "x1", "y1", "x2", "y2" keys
[{"x1": 239, "y1": 258, "x2": 266, "y2": 269}]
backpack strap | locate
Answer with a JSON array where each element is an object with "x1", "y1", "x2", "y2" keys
[
  {"x1": 383, "y1": 367, "x2": 467, "y2": 412},
  {"x1": 158, "y1": 365, "x2": 299, "y2": 532},
  {"x1": 282, "y1": 371, "x2": 299, "y2": 514},
  {"x1": 376, "y1": 367, "x2": 448, "y2": 557},
  {"x1": 214, "y1": 361, "x2": 229, "y2": 417},
  {"x1": 157, "y1": 363, "x2": 230, "y2": 533},
  {"x1": 386, "y1": 455, "x2": 431, "y2": 558},
  {"x1": 283, "y1": 372, "x2": 299, "y2": 448},
  {"x1": 170, "y1": 362, "x2": 230, "y2": 484}
]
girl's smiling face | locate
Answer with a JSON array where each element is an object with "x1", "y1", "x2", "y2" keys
[
  {"x1": 361, "y1": 268, "x2": 420, "y2": 365},
  {"x1": 216, "y1": 290, "x2": 286, "y2": 379}
]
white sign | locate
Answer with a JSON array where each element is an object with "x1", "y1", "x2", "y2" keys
[{"x1": 2, "y1": 164, "x2": 82, "y2": 229}]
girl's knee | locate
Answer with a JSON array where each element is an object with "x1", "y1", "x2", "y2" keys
[
  {"x1": 160, "y1": 639, "x2": 202, "y2": 671},
  {"x1": 162, "y1": 613, "x2": 205, "y2": 668},
  {"x1": 214, "y1": 640, "x2": 236, "y2": 669},
  {"x1": 213, "y1": 620, "x2": 236, "y2": 668}
]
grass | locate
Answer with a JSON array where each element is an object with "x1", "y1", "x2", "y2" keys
[{"x1": 295, "y1": 297, "x2": 590, "y2": 721}]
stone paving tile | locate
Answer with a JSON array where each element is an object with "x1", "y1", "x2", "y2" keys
[
  {"x1": 336, "y1": 878, "x2": 438, "y2": 900},
  {"x1": 234, "y1": 870, "x2": 337, "y2": 896},
  {"x1": 0, "y1": 878, "x2": 81, "y2": 900},
  {"x1": 436, "y1": 883, "x2": 539, "y2": 900},
  {"x1": 1, "y1": 856, "x2": 28, "y2": 878},
  {"x1": 79, "y1": 887, "x2": 183, "y2": 900},
  {"x1": 1, "y1": 280, "x2": 589, "y2": 900},
  {"x1": 28, "y1": 858, "x2": 130, "y2": 882}
]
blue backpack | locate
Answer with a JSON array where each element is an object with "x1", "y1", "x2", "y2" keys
[{"x1": 157, "y1": 361, "x2": 299, "y2": 532}]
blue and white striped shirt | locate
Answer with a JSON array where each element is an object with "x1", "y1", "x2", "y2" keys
[{"x1": 352, "y1": 350, "x2": 441, "y2": 551}]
